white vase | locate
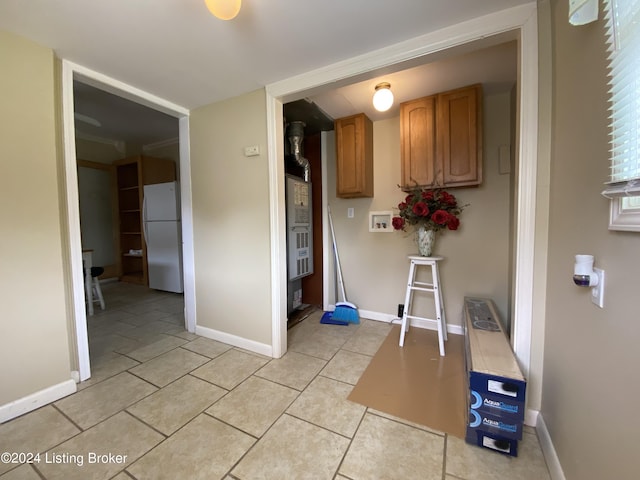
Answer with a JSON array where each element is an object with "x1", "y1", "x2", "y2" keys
[{"x1": 416, "y1": 226, "x2": 436, "y2": 256}]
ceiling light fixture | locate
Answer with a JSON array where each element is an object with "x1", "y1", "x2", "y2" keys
[
  {"x1": 204, "y1": 0, "x2": 241, "y2": 20},
  {"x1": 373, "y1": 83, "x2": 394, "y2": 112}
]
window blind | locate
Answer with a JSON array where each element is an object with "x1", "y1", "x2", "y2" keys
[{"x1": 602, "y1": 0, "x2": 640, "y2": 198}]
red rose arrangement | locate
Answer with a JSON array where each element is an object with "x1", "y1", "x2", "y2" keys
[{"x1": 392, "y1": 186, "x2": 465, "y2": 233}]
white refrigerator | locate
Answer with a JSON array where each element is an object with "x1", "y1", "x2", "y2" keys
[{"x1": 143, "y1": 181, "x2": 184, "y2": 293}]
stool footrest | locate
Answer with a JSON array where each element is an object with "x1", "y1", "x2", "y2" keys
[
  {"x1": 409, "y1": 286, "x2": 436, "y2": 293},
  {"x1": 405, "y1": 314, "x2": 438, "y2": 322}
]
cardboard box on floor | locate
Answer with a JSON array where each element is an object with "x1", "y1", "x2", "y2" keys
[
  {"x1": 348, "y1": 325, "x2": 468, "y2": 439},
  {"x1": 463, "y1": 297, "x2": 526, "y2": 454}
]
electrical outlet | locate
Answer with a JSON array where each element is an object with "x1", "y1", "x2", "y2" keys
[
  {"x1": 397, "y1": 304, "x2": 404, "y2": 318},
  {"x1": 591, "y1": 268, "x2": 605, "y2": 308},
  {"x1": 347, "y1": 207, "x2": 354, "y2": 218}
]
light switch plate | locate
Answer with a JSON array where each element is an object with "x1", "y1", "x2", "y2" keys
[
  {"x1": 591, "y1": 268, "x2": 604, "y2": 308},
  {"x1": 244, "y1": 145, "x2": 260, "y2": 156}
]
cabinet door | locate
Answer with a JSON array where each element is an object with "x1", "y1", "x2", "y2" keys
[
  {"x1": 335, "y1": 113, "x2": 373, "y2": 198},
  {"x1": 400, "y1": 96, "x2": 437, "y2": 188},
  {"x1": 437, "y1": 84, "x2": 482, "y2": 187}
]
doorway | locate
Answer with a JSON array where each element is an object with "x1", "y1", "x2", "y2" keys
[
  {"x1": 283, "y1": 100, "x2": 334, "y2": 328},
  {"x1": 61, "y1": 61, "x2": 195, "y2": 381},
  {"x1": 75, "y1": 81, "x2": 180, "y2": 288},
  {"x1": 266, "y1": 5, "x2": 540, "y2": 389}
]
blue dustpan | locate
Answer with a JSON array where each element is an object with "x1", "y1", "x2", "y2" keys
[{"x1": 320, "y1": 311, "x2": 349, "y2": 326}]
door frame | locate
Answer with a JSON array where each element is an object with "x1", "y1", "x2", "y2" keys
[
  {"x1": 266, "y1": 3, "x2": 541, "y2": 383},
  {"x1": 61, "y1": 60, "x2": 195, "y2": 381}
]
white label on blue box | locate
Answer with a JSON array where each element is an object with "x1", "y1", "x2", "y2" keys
[{"x1": 488, "y1": 379, "x2": 518, "y2": 397}]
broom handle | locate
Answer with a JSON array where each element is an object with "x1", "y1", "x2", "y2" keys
[{"x1": 328, "y1": 206, "x2": 348, "y2": 303}]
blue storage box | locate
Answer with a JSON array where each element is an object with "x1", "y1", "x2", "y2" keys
[{"x1": 463, "y1": 298, "x2": 527, "y2": 454}]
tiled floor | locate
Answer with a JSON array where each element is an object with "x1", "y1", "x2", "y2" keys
[{"x1": 0, "y1": 282, "x2": 551, "y2": 480}]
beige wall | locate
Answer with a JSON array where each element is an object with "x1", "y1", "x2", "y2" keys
[
  {"x1": 75, "y1": 137, "x2": 123, "y2": 164},
  {"x1": 328, "y1": 92, "x2": 514, "y2": 328},
  {"x1": 542, "y1": 1, "x2": 640, "y2": 478},
  {"x1": 75, "y1": 136, "x2": 180, "y2": 165},
  {"x1": 143, "y1": 142, "x2": 180, "y2": 169},
  {"x1": 189, "y1": 89, "x2": 272, "y2": 346},
  {"x1": 76, "y1": 140, "x2": 121, "y2": 273},
  {"x1": 0, "y1": 31, "x2": 72, "y2": 404}
]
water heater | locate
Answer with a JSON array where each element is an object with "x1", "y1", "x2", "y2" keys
[{"x1": 286, "y1": 175, "x2": 313, "y2": 280}]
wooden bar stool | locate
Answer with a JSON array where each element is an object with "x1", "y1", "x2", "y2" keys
[
  {"x1": 88, "y1": 266, "x2": 106, "y2": 313},
  {"x1": 399, "y1": 255, "x2": 448, "y2": 356}
]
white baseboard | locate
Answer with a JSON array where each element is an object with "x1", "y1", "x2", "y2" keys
[
  {"x1": 359, "y1": 309, "x2": 464, "y2": 336},
  {"x1": 536, "y1": 413, "x2": 566, "y2": 480},
  {"x1": 195, "y1": 324, "x2": 272, "y2": 357},
  {"x1": 195, "y1": 307, "x2": 457, "y2": 360},
  {"x1": 0, "y1": 379, "x2": 77, "y2": 424},
  {"x1": 525, "y1": 408, "x2": 538, "y2": 427}
]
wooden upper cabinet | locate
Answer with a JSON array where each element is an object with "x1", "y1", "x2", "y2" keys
[
  {"x1": 335, "y1": 113, "x2": 373, "y2": 198},
  {"x1": 437, "y1": 84, "x2": 483, "y2": 187},
  {"x1": 400, "y1": 84, "x2": 483, "y2": 189},
  {"x1": 400, "y1": 95, "x2": 437, "y2": 189}
]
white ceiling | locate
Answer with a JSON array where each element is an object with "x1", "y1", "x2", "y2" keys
[
  {"x1": 73, "y1": 81, "x2": 179, "y2": 146},
  {"x1": 0, "y1": 0, "x2": 526, "y2": 144},
  {"x1": 308, "y1": 39, "x2": 518, "y2": 124}
]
